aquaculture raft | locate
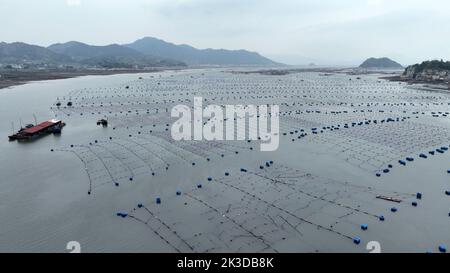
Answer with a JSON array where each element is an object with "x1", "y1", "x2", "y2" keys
[{"x1": 8, "y1": 119, "x2": 66, "y2": 141}]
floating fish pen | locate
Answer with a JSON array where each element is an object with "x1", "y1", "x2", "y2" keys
[
  {"x1": 115, "y1": 163, "x2": 416, "y2": 252},
  {"x1": 43, "y1": 70, "x2": 450, "y2": 252}
]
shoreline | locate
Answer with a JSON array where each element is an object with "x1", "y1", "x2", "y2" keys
[
  {"x1": 0, "y1": 67, "x2": 186, "y2": 90},
  {"x1": 381, "y1": 75, "x2": 450, "y2": 91},
  {"x1": 3, "y1": 67, "x2": 448, "y2": 92}
]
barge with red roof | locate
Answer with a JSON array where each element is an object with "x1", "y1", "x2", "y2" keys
[{"x1": 8, "y1": 119, "x2": 66, "y2": 141}]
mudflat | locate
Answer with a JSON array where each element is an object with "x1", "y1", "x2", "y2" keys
[{"x1": 0, "y1": 68, "x2": 178, "y2": 90}]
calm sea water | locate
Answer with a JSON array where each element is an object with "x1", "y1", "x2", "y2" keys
[{"x1": 0, "y1": 69, "x2": 449, "y2": 253}]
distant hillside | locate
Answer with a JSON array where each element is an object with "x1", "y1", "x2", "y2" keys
[
  {"x1": 124, "y1": 37, "x2": 279, "y2": 66},
  {"x1": 404, "y1": 60, "x2": 450, "y2": 74},
  {"x1": 48, "y1": 41, "x2": 185, "y2": 68},
  {"x1": 359, "y1": 57, "x2": 403, "y2": 69},
  {"x1": 1, "y1": 37, "x2": 278, "y2": 68},
  {"x1": 403, "y1": 60, "x2": 450, "y2": 83},
  {"x1": 0, "y1": 42, "x2": 72, "y2": 64},
  {"x1": 48, "y1": 41, "x2": 139, "y2": 62}
]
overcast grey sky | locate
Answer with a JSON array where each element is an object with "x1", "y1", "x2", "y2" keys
[{"x1": 1, "y1": 0, "x2": 449, "y2": 65}]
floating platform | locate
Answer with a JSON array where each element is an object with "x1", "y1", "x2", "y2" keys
[
  {"x1": 376, "y1": 195, "x2": 402, "y2": 203},
  {"x1": 8, "y1": 119, "x2": 65, "y2": 141}
]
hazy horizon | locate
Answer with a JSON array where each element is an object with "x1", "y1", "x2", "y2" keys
[{"x1": 1, "y1": 0, "x2": 450, "y2": 66}]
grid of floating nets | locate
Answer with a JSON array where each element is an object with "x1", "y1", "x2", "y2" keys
[
  {"x1": 54, "y1": 132, "x2": 256, "y2": 194},
  {"x1": 118, "y1": 163, "x2": 415, "y2": 252},
  {"x1": 48, "y1": 69, "x2": 450, "y2": 252},
  {"x1": 281, "y1": 115, "x2": 450, "y2": 173}
]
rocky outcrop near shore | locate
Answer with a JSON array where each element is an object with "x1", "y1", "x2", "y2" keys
[{"x1": 403, "y1": 60, "x2": 450, "y2": 82}]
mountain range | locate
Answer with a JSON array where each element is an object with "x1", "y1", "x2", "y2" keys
[
  {"x1": 0, "y1": 37, "x2": 279, "y2": 68},
  {"x1": 124, "y1": 37, "x2": 278, "y2": 66},
  {"x1": 0, "y1": 42, "x2": 72, "y2": 64}
]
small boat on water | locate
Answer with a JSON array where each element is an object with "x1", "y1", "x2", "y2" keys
[
  {"x1": 97, "y1": 119, "x2": 108, "y2": 127},
  {"x1": 8, "y1": 119, "x2": 66, "y2": 141}
]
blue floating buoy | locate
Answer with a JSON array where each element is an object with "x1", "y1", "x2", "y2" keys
[
  {"x1": 115, "y1": 182, "x2": 119, "y2": 187},
  {"x1": 379, "y1": 215, "x2": 385, "y2": 221},
  {"x1": 361, "y1": 224, "x2": 368, "y2": 230},
  {"x1": 116, "y1": 212, "x2": 128, "y2": 218},
  {"x1": 192, "y1": 162, "x2": 196, "y2": 166},
  {"x1": 129, "y1": 177, "x2": 133, "y2": 181},
  {"x1": 439, "y1": 245, "x2": 447, "y2": 253},
  {"x1": 391, "y1": 207, "x2": 397, "y2": 212},
  {"x1": 225, "y1": 172, "x2": 229, "y2": 176},
  {"x1": 353, "y1": 237, "x2": 361, "y2": 245},
  {"x1": 416, "y1": 192, "x2": 422, "y2": 199},
  {"x1": 156, "y1": 197, "x2": 161, "y2": 204},
  {"x1": 447, "y1": 170, "x2": 450, "y2": 174},
  {"x1": 176, "y1": 189, "x2": 182, "y2": 196},
  {"x1": 412, "y1": 201, "x2": 418, "y2": 207}
]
